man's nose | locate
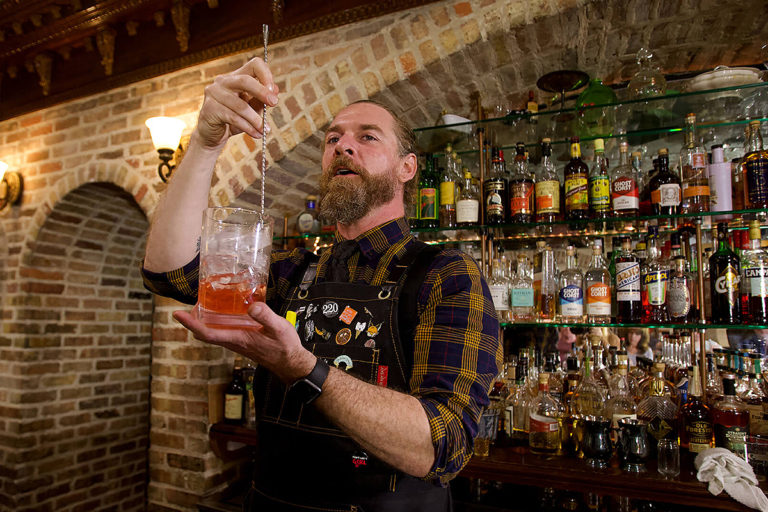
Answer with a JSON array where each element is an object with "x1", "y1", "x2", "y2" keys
[{"x1": 334, "y1": 135, "x2": 355, "y2": 156}]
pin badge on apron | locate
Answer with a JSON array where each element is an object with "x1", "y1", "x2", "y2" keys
[
  {"x1": 322, "y1": 301, "x2": 339, "y2": 318},
  {"x1": 335, "y1": 328, "x2": 352, "y2": 345},
  {"x1": 354, "y1": 321, "x2": 366, "y2": 339}
]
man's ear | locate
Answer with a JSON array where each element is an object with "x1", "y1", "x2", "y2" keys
[{"x1": 398, "y1": 153, "x2": 418, "y2": 184}]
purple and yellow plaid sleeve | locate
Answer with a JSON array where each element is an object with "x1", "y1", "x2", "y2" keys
[
  {"x1": 410, "y1": 249, "x2": 502, "y2": 483},
  {"x1": 140, "y1": 255, "x2": 200, "y2": 305}
]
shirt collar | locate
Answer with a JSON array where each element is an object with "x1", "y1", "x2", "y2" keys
[{"x1": 333, "y1": 217, "x2": 411, "y2": 261}]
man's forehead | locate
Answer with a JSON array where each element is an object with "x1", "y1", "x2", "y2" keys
[{"x1": 328, "y1": 103, "x2": 396, "y2": 132}]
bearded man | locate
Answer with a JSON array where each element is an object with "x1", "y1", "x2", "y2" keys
[{"x1": 142, "y1": 57, "x2": 501, "y2": 512}]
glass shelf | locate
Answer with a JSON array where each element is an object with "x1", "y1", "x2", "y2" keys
[
  {"x1": 414, "y1": 81, "x2": 768, "y2": 156},
  {"x1": 500, "y1": 321, "x2": 768, "y2": 330}
]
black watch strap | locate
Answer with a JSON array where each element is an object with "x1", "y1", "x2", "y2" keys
[{"x1": 289, "y1": 357, "x2": 330, "y2": 405}]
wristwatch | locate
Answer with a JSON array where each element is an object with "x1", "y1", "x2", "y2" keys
[{"x1": 289, "y1": 357, "x2": 330, "y2": 405}]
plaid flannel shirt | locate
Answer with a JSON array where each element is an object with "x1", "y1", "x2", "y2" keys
[{"x1": 141, "y1": 217, "x2": 501, "y2": 482}]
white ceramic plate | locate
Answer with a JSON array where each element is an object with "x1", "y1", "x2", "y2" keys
[{"x1": 688, "y1": 66, "x2": 762, "y2": 92}]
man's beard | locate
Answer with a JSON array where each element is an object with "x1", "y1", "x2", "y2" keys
[{"x1": 318, "y1": 155, "x2": 397, "y2": 225}]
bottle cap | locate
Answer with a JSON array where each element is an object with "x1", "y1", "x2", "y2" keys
[
  {"x1": 749, "y1": 220, "x2": 762, "y2": 241},
  {"x1": 631, "y1": 151, "x2": 642, "y2": 158},
  {"x1": 594, "y1": 139, "x2": 604, "y2": 151},
  {"x1": 566, "y1": 245, "x2": 575, "y2": 255},
  {"x1": 750, "y1": 120, "x2": 761, "y2": 127},
  {"x1": 658, "y1": 148, "x2": 668, "y2": 156}
]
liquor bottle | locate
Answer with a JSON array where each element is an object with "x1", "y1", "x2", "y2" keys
[
  {"x1": 585, "y1": 243, "x2": 611, "y2": 324},
  {"x1": 744, "y1": 120, "x2": 768, "y2": 210},
  {"x1": 558, "y1": 246, "x2": 585, "y2": 323},
  {"x1": 615, "y1": 237, "x2": 642, "y2": 323},
  {"x1": 588, "y1": 138, "x2": 611, "y2": 221},
  {"x1": 511, "y1": 254, "x2": 535, "y2": 321},
  {"x1": 511, "y1": 357, "x2": 531, "y2": 443},
  {"x1": 224, "y1": 358, "x2": 246, "y2": 425},
  {"x1": 439, "y1": 151, "x2": 458, "y2": 228},
  {"x1": 742, "y1": 354, "x2": 766, "y2": 435},
  {"x1": 641, "y1": 226, "x2": 670, "y2": 324},
  {"x1": 539, "y1": 245, "x2": 558, "y2": 322},
  {"x1": 638, "y1": 153, "x2": 654, "y2": 216},
  {"x1": 742, "y1": 220, "x2": 768, "y2": 324},
  {"x1": 636, "y1": 368, "x2": 679, "y2": 451},
  {"x1": 679, "y1": 113, "x2": 710, "y2": 214},
  {"x1": 489, "y1": 366, "x2": 511, "y2": 448},
  {"x1": 533, "y1": 241, "x2": 547, "y2": 318},
  {"x1": 535, "y1": 138, "x2": 561, "y2": 230},
  {"x1": 509, "y1": 142, "x2": 535, "y2": 223},
  {"x1": 571, "y1": 345, "x2": 607, "y2": 417},
  {"x1": 488, "y1": 258, "x2": 511, "y2": 322},
  {"x1": 564, "y1": 137, "x2": 589, "y2": 222},
  {"x1": 605, "y1": 362, "x2": 637, "y2": 428},
  {"x1": 705, "y1": 353, "x2": 723, "y2": 406},
  {"x1": 710, "y1": 222, "x2": 742, "y2": 324},
  {"x1": 242, "y1": 358, "x2": 258, "y2": 427},
  {"x1": 649, "y1": 148, "x2": 681, "y2": 216},
  {"x1": 484, "y1": 147, "x2": 508, "y2": 225},
  {"x1": 611, "y1": 142, "x2": 640, "y2": 218},
  {"x1": 667, "y1": 257, "x2": 696, "y2": 323},
  {"x1": 418, "y1": 155, "x2": 439, "y2": 228},
  {"x1": 529, "y1": 373, "x2": 563, "y2": 455},
  {"x1": 708, "y1": 144, "x2": 733, "y2": 220},
  {"x1": 680, "y1": 365, "x2": 714, "y2": 453},
  {"x1": 713, "y1": 373, "x2": 749, "y2": 459},
  {"x1": 456, "y1": 169, "x2": 480, "y2": 226},
  {"x1": 296, "y1": 195, "x2": 320, "y2": 234}
]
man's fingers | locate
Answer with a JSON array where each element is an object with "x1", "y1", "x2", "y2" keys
[
  {"x1": 248, "y1": 302, "x2": 289, "y2": 335},
  {"x1": 236, "y1": 57, "x2": 278, "y2": 98}
]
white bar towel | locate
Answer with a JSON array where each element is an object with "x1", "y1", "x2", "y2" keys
[{"x1": 694, "y1": 447, "x2": 768, "y2": 511}]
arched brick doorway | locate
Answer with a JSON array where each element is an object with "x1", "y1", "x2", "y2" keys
[{"x1": 10, "y1": 182, "x2": 152, "y2": 512}]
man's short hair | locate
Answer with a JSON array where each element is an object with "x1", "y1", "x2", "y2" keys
[{"x1": 349, "y1": 99, "x2": 418, "y2": 209}]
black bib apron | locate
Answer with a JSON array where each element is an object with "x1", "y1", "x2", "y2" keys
[{"x1": 246, "y1": 244, "x2": 451, "y2": 512}]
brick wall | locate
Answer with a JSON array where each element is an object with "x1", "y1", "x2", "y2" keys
[{"x1": 0, "y1": 0, "x2": 764, "y2": 510}]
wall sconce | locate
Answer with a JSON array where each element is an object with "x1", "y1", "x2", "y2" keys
[
  {"x1": 145, "y1": 116, "x2": 186, "y2": 182},
  {"x1": 0, "y1": 161, "x2": 23, "y2": 210}
]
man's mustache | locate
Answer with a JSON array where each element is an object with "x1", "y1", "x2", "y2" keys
[{"x1": 322, "y1": 155, "x2": 368, "y2": 178}]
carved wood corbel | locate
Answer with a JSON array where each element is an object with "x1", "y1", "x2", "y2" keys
[
  {"x1": 96, "y1": 27, "x2": 116, "y2": 76},
  {"x1": 171, "y1": 1, "x2": 191, "y2": 53},
  {"x1": 34, "y1": 53, "x2": 52, "y2": 95}
]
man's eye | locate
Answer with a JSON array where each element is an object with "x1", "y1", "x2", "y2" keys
[
  {"x1": 362, "y1": 134, "x2": 378, "y2": 141},
  {"x1": 326, "y1": 136, "x2": 339, "y2": 144}
]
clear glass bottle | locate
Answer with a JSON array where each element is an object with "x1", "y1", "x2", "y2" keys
[
  {"x1": 641, "y1": 226, "x2": 670, "y2": 324},
  {"x1": 539, "y1": 245, "x2": 558, "y2": 322},
  {"x1": 509, "y1": 141, "x2": 535, "y2": 223},
  {"x1": 627, "y1": 48, "x2": 667, "y2": 99},
  {"x1": 488, "y1": 258, "x2": 511, "y2": 323},
  {"x1": 529, "y1": 373, "x2": 564, "y2": 455},
  {"x1": 535, "y1": 138, "x2": 561, "y2": 231},
  {"x1": 296, "y1": 194, "x2": 320, "y2": 234},
  {"x1": 680, "y1": 365, "x2": 714, "y2": 453},
  {"x1": 636, "y1": 368, "x2": 679, "y2": 451},
  {"x1": 588, "y1": 138, "x2": 611, "y2": 222},
  {"x1": 679, "y1": 113, "x2": 710, "y2": 215},
  {"x1": 438, "y1": 149, "x2": 458, "y2": 228},
  {"x1": 456, "y1": 168, "x2": 480, "y2": 226},
  {"x1": 744, "y1": 120, "x2": 768, "y2": 210},
  {"x1": 558, "y1": 246, "x2": 584, "y2": 323},
  {"x1": 571, "y1": 345, "x2": 607, "y2": 417},
  {"x1": 667, "y1": 257, "x2": 696, "y2": 323},
  {"x1": 511, "y1": 254, "x2": 535, "y2": 322},
  {"x1": 606, "y1": 362, "x2": 638, "y2": 429},
  {"x1": 742, "y1": 219, "x2": 768, "y2": 324},
  {"x1": 585, "y1": 242, "x2": 612, "y2": 324},
  {"x1": 713, "y1": 373, "x2": 750, "y2": 459},
  {"x1": 610, "y1": 142, "x2": 640, "y2": 219},
  {"x1": 511, "y1": 357, "x2": 532, "y2": 443}
]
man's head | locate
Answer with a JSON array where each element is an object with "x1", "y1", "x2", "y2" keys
[{"x1": 318, "y1": 100, "x2": 417, "y2": 226}]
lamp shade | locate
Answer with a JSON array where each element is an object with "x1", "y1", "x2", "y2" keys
[
  {"x1": 145, "y1": 117, "x2": 186, "y2": 151},
  {"x1": 0, "y1": 161, "x2": 7, "y2": 181}
]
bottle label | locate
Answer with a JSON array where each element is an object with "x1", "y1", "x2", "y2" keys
[
  {"x1": 612, "y1": 177, "x2": 639, "y2": 211},
  {"x1": 489, "y1": 284, "x2": 510, "y2": 311},
  {"x1": 511, "y1": 288, "x2": 534, "y2": 308},
  {"x1": 564, "y1": 175, "x2": 588, "y2": 210},
  {"x1": 648, "y1": 417, "x2": 674, "y2": 441},
  {"x1": 686, "y1": 421, "x2": 713, "y2": 453},
  {"x1": 530, "y1": 413, "x2": 559, "y2": 433},
  {"x1": 714, "y1": 424, "x2": 747, "y2": 459},
  {"x1": 682, "y1": 183, "x2": 711, "y2": 199},
  {"x1": 691, "y1": 152, "x2": 707, "y2": 169},
  {"x1": 510, "y1": 181, "x2": 534, "y2": 215},
  {"x1": 456, "y1": 199, "x2": 479, "y2": 224},
  {"x1": 589, "y1": 175, "x2": 611, "y2": 211},
  {"x1": 714, "y1": 264, "x2": 740, "y2": 306},
  {"x1": 586, "y1": 282, "x2": 611, "y2": 315},
  {"x1": 746, "y1": 267, "x2": 768, "y2": 298},
  {"x1": 667, "y1": 276, "x2": 691, "y2": 317},
  {"x1": 439, "y1": 182, "x2": 455, "y2": 206},
  {"x1": 419, "y1": 188, "x2": 437, "y2": 220},
  {"x1": 746, "y1": 157, "x2": 768, "y2": 205},
  {"x1": 651, "y1": 183, "x2": 681, "y2": 207},
  {"x1": 297, "y1": 212, "x2": 315, "y2": 233},
  {"x1": 615, "y1": 261, "x2": 641, "y2": 301},
  {"x1": 535, "y1": 180, "x2": 560, "y2": 214},
  {"x1": 644, "y1": 270, "x2": 669, "y2": 306},
  {"x1": 224, "y1": 393, "x2": 243, "y2": 420},
  {"x1": 484, "y1": 181, "x2": 505, "y2": 218},
  {"x1": 559, "y1": 284, "x2": 584, "y2": 316}
]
